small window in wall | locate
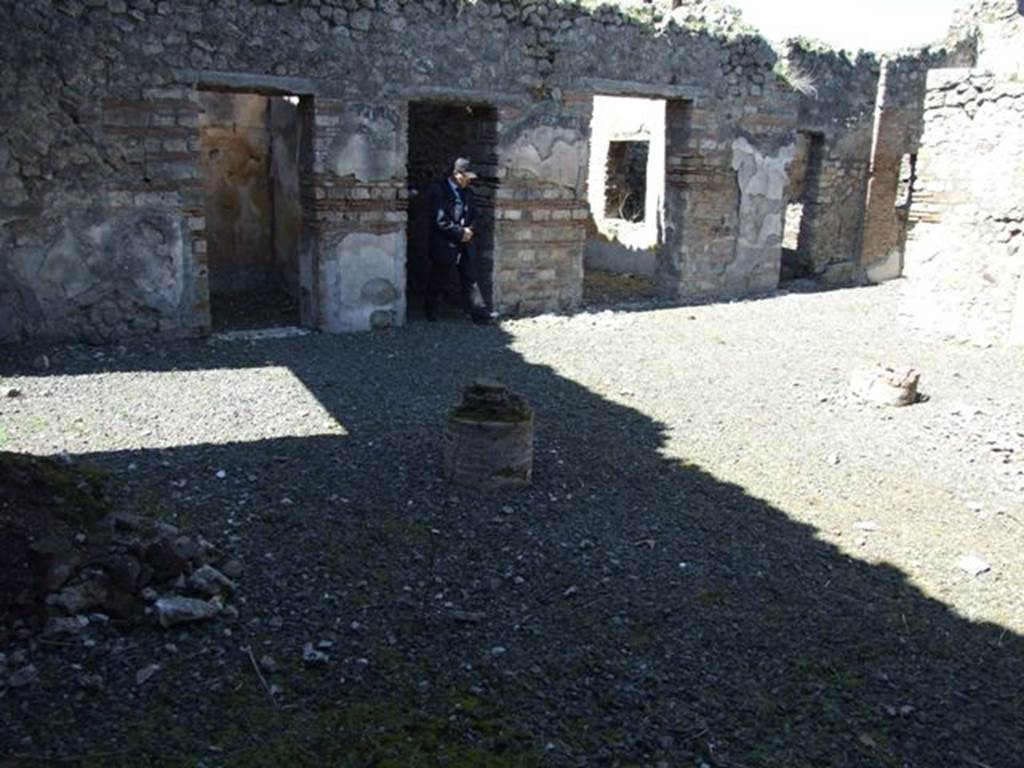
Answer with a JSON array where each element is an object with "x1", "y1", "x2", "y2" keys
[
  {"x1": 896, "y1": 153, "x2": 917, "y2": 209},
  {"x1": 605, "y1": 140, "x2": 649, "y2": 222}
]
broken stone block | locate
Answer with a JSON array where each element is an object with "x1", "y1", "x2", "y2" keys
[
  {"x1": 43, "y1": 615, "x2": 91, "y2": 637},
  {"x1": 188, "y1": 565, "x2": 237, "y2": 598},
  {"x1": 99, "y1": 583, "x2": 143, "y2": 619},
  {"x1": 97, "y1": 553, "x2": 145, "y2": 592},
  {"x1": 443, "y1": 379, "x2": 534, "y2": 490},
  {"x1": 850, "y1": 366, "x2": 921, "y2": 407},
  {"x1": 144, "y1": 536, "x2": 194, "y2": 582},
  {"x1": 53, "y1": 576, "x2": 108, "y2": 615},
  {"x1": 9, "y1": 664, "x2": 38, "y2": 688},
  {"x1": 29, "y1": 535, "x2": 81, "y2": 593},
  {"x1": 154, "y1": 596, "x2": 221, "y2": 628}
]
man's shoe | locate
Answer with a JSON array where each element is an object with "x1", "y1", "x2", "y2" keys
[{"x1": 471, "y1": 309, "x2": 496, "y2": 325}]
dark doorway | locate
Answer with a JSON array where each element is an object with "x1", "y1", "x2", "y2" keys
[
  {"x1": 198, "y1": 91, "x2": 305, "y2": 331},
  {"x1": 406, "y1": 102, "x2": 498, "y2": 320},
  {"x1": 781, "y1": 131, "x2": 825, "y2": 281}
]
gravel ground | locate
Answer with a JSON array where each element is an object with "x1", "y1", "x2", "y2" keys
[{"x1": 1, "y1": 281, "x2": 1022, "y2": 767}]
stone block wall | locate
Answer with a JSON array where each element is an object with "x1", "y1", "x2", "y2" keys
[
  {"x1": 493, "y1": 98, "x2": 592, "y2": 315},
  {"x1": 901, "y1": 69, "x2": 1024, "y2": 345},
  {"x1": 860, "y1": 46, "x2": 975, "y2": 283},
  {"x1": 0, "y1": 74, "x2": 208, "y2": 343},
  {"x1": 780, "y1": 42, "x2": 880, "y2": 283},
  {"x1": 0, "y1": 0, "x2": 902, "y2": 343},
  {"x1": 949, "y1": 0, "x2": 1024, "y2": 72}
]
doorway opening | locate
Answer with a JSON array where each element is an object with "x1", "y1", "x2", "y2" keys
[
  {"x1": 781, "y1": 131, "x2": 825, "y2": 281},
  {"x1": 405, "y1": 101, "x2": 498, "y2": 321},
  {"x1": 198, "y1": 91, "x2": 309, "y2": 331}
]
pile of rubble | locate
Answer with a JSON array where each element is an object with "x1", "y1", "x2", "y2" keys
[{"x1": 32, "y1": 512, "x2": 242, "y2": 638}]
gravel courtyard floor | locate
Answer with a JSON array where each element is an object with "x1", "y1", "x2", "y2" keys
[{"x1": 1, "y1": 282, "x2": 1022, "y2": 767}]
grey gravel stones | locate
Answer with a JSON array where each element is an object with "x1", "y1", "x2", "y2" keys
[
  {"x1": 302, "y1": 643, "x2": 330, "y2": 666},
  {"x1": 8, "y1": 665, "x2": 38, "y2": 689}
]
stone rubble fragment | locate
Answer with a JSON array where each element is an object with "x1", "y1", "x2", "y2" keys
[
  {"x1": 850, "y1": 366, "x2": 922, "y2": 407},
  {"x1": 956, "y1": 554, "x2": 992, "y2": 577},
  {"x1": 79, "y1": 674, "x2": 106, "y2": 692},
  {"x1": 53, "y1": 578, "x2": 108, "y2": 615},
  {"x1": 302, "y1": 643, "x2": 330, "y2": 665},
  {"x1": 188, "y1": 565, "x2": 237, "y2": 598},
  {"x1": 154, "y1": 596, "x2": 221, "y2": 628},
  {"x1": 9, "y1": 665, "x2": 38, "y2": 688},
  {"x1": 135, "y1": 664, "x2": 161, "y2": 686},
  {"x1": 43, "y1": 615, "x2": 91, "y2": 637}
]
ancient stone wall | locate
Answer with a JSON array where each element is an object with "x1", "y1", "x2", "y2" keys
[
  {"x1": 0, "y1": 0, "x2": 845, "y2": 342},
  {"x1": 901, "y1": 69, "x2": 1024, "y2": 345},
  {"x1": 949, "y1": 0, "x2": 1024, "y2": 72},
  {"x1": 859, "y1": 49, "x2": 969, "y2": 282},
  {"x1": 779, "y1": 42, "x2": 880, "y2": 284}
]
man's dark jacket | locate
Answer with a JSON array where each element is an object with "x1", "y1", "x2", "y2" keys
[{"x1": 427, "y1": 179, "x2": 477, "y2": 266}]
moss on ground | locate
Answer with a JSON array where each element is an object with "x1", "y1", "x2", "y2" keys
[{"x1": 100, "y1": 681, "x2": 542, "y2": 768}]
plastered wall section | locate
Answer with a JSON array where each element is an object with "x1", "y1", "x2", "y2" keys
[
  {"x1": 0, "y1": 0, "x2": 840, "y2": 341},
  {"x1": 313, "y1": 99, "x2": 407, "y2": 333},
  {"x1": 0, "y1": 87, "x2": 208, "y2": 344},
  {"x1": 902, "y1": 69, "x2": 1024, "y2": 346}
]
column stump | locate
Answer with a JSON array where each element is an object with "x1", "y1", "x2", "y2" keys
[{"x1": 443, "y1": 379, "x2": 534, "y2": 490}]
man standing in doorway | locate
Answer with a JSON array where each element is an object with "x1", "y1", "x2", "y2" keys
[{"x1": 424, "y1": 157, "x2": 492, "y2": 323}]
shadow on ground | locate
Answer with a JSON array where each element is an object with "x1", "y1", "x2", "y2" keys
[{"x1": 0, "y1": 320, "x2": 1020, "y2": 768}]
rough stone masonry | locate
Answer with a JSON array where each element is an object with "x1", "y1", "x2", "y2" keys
[{"x1": 0, "y1": 0, "x2": 1020, "y2": 344}]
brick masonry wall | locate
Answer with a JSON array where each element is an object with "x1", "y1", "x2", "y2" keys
[
  {"x1": 901, "y1": 69, "x2": 1024, "y2": 345},
  {"x1": 860, "y1": 47, "x2": 973, "y2": 282}
]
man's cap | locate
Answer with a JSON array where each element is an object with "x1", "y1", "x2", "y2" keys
[{"x1": 453, "y1": 157, "x2": 478, "y2": 180}]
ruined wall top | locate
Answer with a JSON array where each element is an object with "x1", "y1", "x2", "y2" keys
[{"x1": 948, "y1": 0, "x2": 1024, "y2": 71}]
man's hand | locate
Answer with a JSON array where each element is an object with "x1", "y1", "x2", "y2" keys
[{"x1": 461, "y1": 227, "x2": 475, "y2": 243}]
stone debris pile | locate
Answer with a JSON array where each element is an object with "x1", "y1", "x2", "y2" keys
[{"x1": 33, "y1": 512, "x2": 241, "y2": 637}]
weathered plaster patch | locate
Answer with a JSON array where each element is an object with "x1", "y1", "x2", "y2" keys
[
  {"x1": 730, "y1": 137, "x2": 795, "y2": 291},
  {"x1": 502, "y1": 125, "x2": 586, "y2": 190},
  {"x1": 322, "y1": 230, "x2": 405, "y2": 333},
  {"x1": 328, "y1": 104, "x2": 404, "y2": 182}
]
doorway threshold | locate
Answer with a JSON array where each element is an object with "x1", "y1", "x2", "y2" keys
[{"x1": 211, "y1": 326, "x2": 312, "y2": 343}]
